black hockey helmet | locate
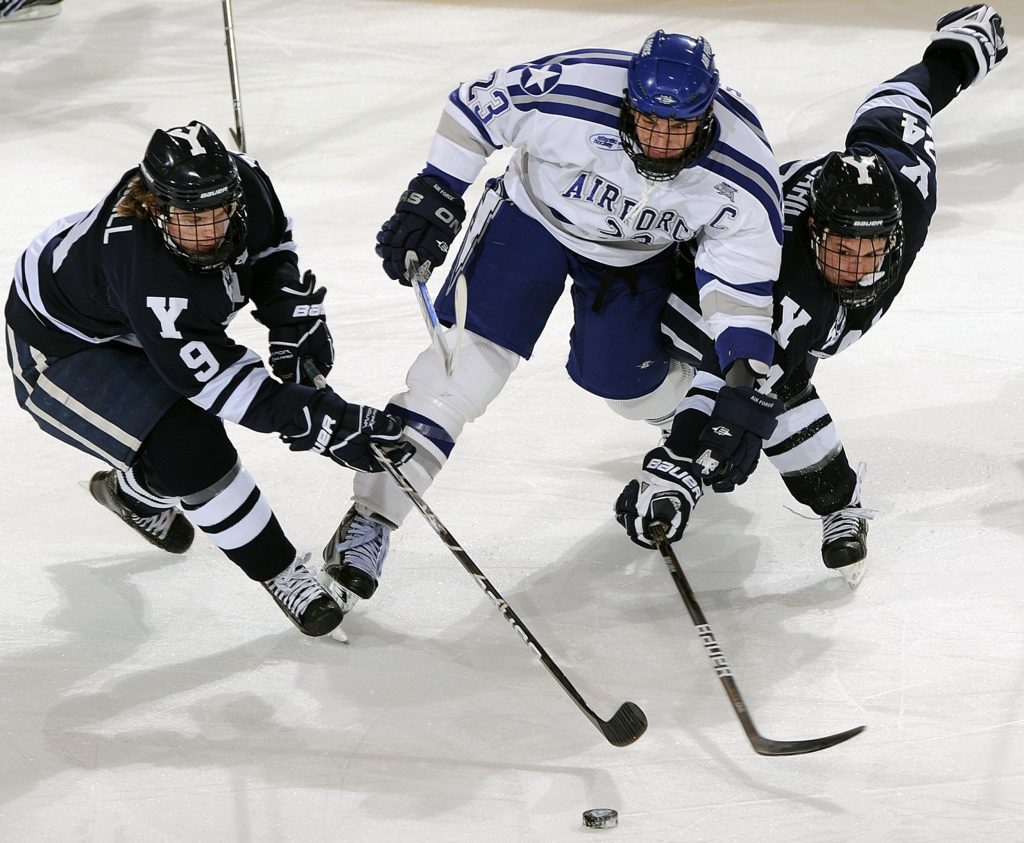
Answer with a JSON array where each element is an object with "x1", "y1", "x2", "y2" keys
[
  {"x1": 139, "y1": 121, "x2": 247, "y2": 272},
  {"x1": 808, "y1": 150, "x2": 904, "y2": 308}
]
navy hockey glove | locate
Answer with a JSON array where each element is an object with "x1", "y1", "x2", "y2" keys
[
  {"x1": 615, "y1": 446, "x2": 703, "y2": 549},
  {"x1": 253, "y1": 271, "x2": 334, "y2": 387},
  {"x1": 375, "y1": 175, "x2": 466, "y2": 285},
  {"x1": 695, "y1": 386, "x2": 783, "y2": 493},
  {"x1": 282, "y1": 390, "x2": 415, "y2": 473},
  {"x1": 926, "y1": 5, "x2": 1007, "y2": 87}
]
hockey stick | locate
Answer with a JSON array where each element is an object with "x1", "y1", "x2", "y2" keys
[
  {"x1": 650, "y1": 525, "x2": 865, "y2": 756},
  {"x1": 405, "y1": 255, "x2": 455, "y2": 376},
  {"x1": 221, "y1": 0, "x2": 246, "y2": 152},
  {"x1": 369, "y1": 442, "x2": 647, "y2": 747}
]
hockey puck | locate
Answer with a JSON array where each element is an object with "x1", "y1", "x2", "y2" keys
[{"x1": 582, "y1": 808, "x2": 618, "y2": 829}]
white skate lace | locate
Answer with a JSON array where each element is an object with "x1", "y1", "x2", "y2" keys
[
  {"x1": 265, "y1": 553, "x2": 327, "y2": 617},
  {"x1": 821, "y1": 505, "x2": 876, "y2": 545},
  {"x1": 337, "y1": 515, "x2": 388, "y2": 580},
  {"x1": 821, "y1": 461, "x2": 876, "y2": 545},
  {"x1": 130, "y1": 508, "x2": 176, "y2": 541}
]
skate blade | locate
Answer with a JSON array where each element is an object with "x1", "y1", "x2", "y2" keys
[{"x1": 836, "y1": 560, "x2": 866, "y2": 590}]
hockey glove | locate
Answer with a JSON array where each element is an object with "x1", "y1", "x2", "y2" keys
[
  {"x1": 926, "y1": 5, "x2": 1007, "y2": 87},
  {"x1": 253, "y1": 271, "x2": 335, "y2": 387},
  {"x1": 281, "y1": 390, "x2": 415, "y2": 473},
  {"x1": 694, "y1": 385, "x2": 783, "y2": 493},
  {"x1": 615, "y1": 446, "x2": 703, "y2": 549},
  {"x1": 375, "y1": 174, "x2": 466, "y2": 285}
]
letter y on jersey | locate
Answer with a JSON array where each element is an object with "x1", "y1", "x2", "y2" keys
[{"x1": 146, "y1": 296, "x2": 189, "y2": 339}]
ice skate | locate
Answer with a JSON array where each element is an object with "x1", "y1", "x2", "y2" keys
[
  {"x1": 322, "y1": 506, "x2": 390, "y2": 603},
  {"x1": 0, "y1": 0, "x2": 62, "y2": 22},
  {"x1": 262, "y1": 553, "x2": 343, "y2": 636},
  {"x1": 821, "y1": 504, "x2": 874, "y2": 589},
  {"x1": 88, "y1": 469, "x2": 194, "y2": 554}
]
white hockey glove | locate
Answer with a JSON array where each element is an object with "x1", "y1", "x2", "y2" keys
[
  {"x1": 615, "y1": 446, "x2": 703, "y2": 549},
  {"x1": 927, "y1": 5, "x2": 1008, "y2": 88}
]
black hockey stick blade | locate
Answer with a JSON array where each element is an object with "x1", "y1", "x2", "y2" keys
[
  {"x1": 369, "y1": 441, "x2": 648, "y2": 748},
  {"x1": 750, "y1": 724, "x2": 865, "y2": 757},
  {"x1": 600, "y1": 701, "x2": 648, "y2": 747},
  {"x1": 650, "y1": 526, "x2": 866, "y2": 756}
]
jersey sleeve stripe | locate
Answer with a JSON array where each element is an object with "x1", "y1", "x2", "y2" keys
[
  {"x1": 14, "y1": 233, "x2": 122, "y2": 345},
  {"x1": 507, "y1": 100, "x2": 620, "y2": 130},
  {"x1": 713, "y1": 89, "x2": 772, "y2": 149},
  {"x1": 249, "y1": 238, "x2": 297, "y2": 263},
  {"x1": 853, "y1": 87, "x2": 933, "y2": 124},
  {"x1": 518, "y1": 47, "x2": 633, "y2": 66},
  {"x1": 714, "y1": 325, "x2": 776, "y2": 369},
  {"x1": 702, "y1": 152, "x2": 783, "y2": 243},
  {"x1": 696, "y1": 273, "x2": 775, "y2": 300},
  {"x1": 509, "y1": 83, "x2": 623, "y2": 109},
  {"x1": 190, "y1": 350, "x2": 267, "y2": 420},
  {"x1": 448, "y1": 90, "x2": 501, "y2": 149}
]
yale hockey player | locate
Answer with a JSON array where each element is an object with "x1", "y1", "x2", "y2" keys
[
  {"x1": 4, "y1": 121, "x2": 412, "y2": 635},
  {"x1": 617, "y1": 6, "x2": 1008, "y2": 588}
]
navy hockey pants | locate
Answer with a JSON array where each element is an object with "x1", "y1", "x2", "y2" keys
[
  {"x1": 432, "y1": 180, "x2": 676, "y2": 401},
  {"x1": 5, "y1": 329, "x2": 179, "y2": 471}
]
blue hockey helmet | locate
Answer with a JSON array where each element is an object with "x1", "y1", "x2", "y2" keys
[
  {"x1": 626, "y1": 31, "x2": 719, "y2": 120},
  {"x1": 620, "y1": 31, "x2": 720, "y2": 180},
  {"x1": 139, "y1": 121, "x2": 247, "y2": 272}
]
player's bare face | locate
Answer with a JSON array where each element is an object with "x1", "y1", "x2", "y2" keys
[
  {"x1": 630, "y1": 109, "x2": 702, "y2": 159},
  {"x1": 165, "y1": 206, "x2": 234, "y2": 255},
  {"x1": 818, "y1": 232, "x2": 889, "y2": 287}
]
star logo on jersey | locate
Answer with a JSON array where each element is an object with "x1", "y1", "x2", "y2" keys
[{"x1": 520, "y1": 64, "x2": 562, "y2": 96}]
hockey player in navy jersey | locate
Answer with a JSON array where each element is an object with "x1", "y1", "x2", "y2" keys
[
  {"x1": 321, "y1": 30, "x2": 786, "y2": 609},
  {"x1": 616, "y1": 6, "x2": 1008, "y2": 588},
  {"x1": 4, "y1": 121, "x2": 412, "y2": 636}
]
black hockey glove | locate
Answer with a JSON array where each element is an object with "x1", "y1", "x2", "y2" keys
[
  {"x1": 253, "y1": 271, "x2": 334, "y2": 387},
  {"x1": 926, "y1": 5, "x2": 1007, "y2": 88},
  {"x1": 375, "y1": 174, "x2": 466, "y2": 285},
  {"x1": 694, "y1": 385, "x2": 783, "y2": 493},
  {"x1": 615, "y1": 446, "x2": 703, "y2": 549},
  {"x1": 281, "y1": 390, "x2": 415, "y2": 473}
]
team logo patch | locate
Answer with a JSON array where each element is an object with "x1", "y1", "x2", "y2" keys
[
  {"x1": 519, "y1": 63, "x2": 562, "y2": 96},
  {"x1": 589, "y1": 133, "x2": 623, "y2": 151},
  {"x1": 714, "y1": 181, "x2": 737, "y2": 202}
]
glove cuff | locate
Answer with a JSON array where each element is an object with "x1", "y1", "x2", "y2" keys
[
  {"x1": 714, "y1": 386, "x2": 782, "y2": 439},
  {"x1": 253, "y1": 286, "x2": 328, "y2": 327}
]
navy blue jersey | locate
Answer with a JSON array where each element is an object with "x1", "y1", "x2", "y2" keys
[
  {"x1": 661, "y1": 57, "x2": 955, "y2": 448},
  {"x1": 5, "y1": 153, "x2": 312, "y2": 434},
  {"x1": 765, "y1": 63, "x2": 940, "y2": 392}
]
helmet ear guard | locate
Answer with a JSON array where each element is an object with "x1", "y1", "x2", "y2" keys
[
  {"x1": 619, "y1": 30, "x2": 720, "y2": 181},
  {"x1": 808, "y1": 151, "x2": 904, "y2": 308},
  {"x1": 139, "y1": 121, "x2": 247, "y2": 272}
]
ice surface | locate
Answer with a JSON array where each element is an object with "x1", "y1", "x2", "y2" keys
[{"x1": 2, "y1": 1, "x2": 1022, "y2": 840}]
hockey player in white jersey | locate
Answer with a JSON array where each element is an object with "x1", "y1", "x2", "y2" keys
[
  {"x1": 322, "y1": 31, "x2": 785, "y2": 608},
  {"x1": 616, "y1": 6, "x2": 1008, "y2": 588}
]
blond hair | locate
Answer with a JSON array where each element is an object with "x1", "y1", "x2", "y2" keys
[{"x1": 116, "y1": 177, "x2": 159, "y2": 220}]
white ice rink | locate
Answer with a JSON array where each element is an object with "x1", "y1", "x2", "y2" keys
[{"x1": 2, "y1": 1, "x2": 1023, "y2": 840}]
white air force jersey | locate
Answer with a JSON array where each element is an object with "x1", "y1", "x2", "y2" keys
[{"x1": 424, "y1": 48, "x2": 783, "y2": 365}]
